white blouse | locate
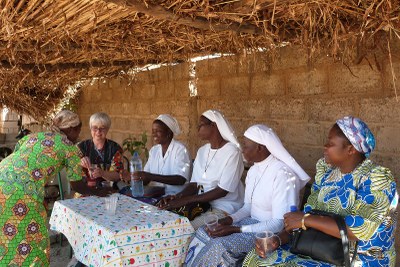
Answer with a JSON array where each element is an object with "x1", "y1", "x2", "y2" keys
[
  {"x1": 230, "y1": 155, "x2": 300, "y2": 233},
  {"x1": 191, "y1": 142, "x2": 244, "y2": 214},
  {"x1": 144, "y1": 139, "x2": 192, "y2": 195}
]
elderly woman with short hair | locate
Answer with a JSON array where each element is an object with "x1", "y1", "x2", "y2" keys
[{"x1": 79, "y1": 112, "x2": 124, "y2": 187}]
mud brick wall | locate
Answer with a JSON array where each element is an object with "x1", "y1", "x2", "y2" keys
[{"x1": 78, "y1": 43, "x2": 400, "y2": 263}]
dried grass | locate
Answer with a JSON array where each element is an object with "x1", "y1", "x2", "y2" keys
[{"x1": 0, "y1": 0, "x2": 399, "y2": 118}]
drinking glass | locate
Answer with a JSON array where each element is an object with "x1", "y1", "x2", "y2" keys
[
  {"x1": 255, "y1": 231, "x2": 276, "y2": 258},
  {"x1": 104, "y1": 195, "x2": 118, "y2": 215},
  {"x1": 204, "y1": 214, "x2": 219, "y2": 231}
]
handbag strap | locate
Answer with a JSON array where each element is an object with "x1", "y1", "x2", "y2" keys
[{"x1": 310, "y1": 210, "x2": 358, "y2": 267}]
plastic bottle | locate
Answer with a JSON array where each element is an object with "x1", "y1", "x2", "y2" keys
[
  {"x1": 289, "y1": 205, "x2": 300, "y2": 245},
  {"x1": 130, "y1": 151, "x2": 144, "y2": 197},
  {"x1": 290, "y1": 205, "x2": 298, "y2": 212}
]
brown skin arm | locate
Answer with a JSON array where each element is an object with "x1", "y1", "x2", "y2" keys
[
  {"x1": 70, "y1": 180, "x2": 115, "y2": 197},
  {"x1": 133, "y1": 171, "x2": 186, "y2": 186},
  {"x1": 284, "y1": 211, "x2": 359, "y2": 241},
  {"x1": 157, "y1": 182, "x2": 198, "y2": 208},
  {"x1": 161, "y1": 186, "x2": 228, "y2": 210},
  {"x1": 208, "y1": 224, "x2": 240, "y2": 237},
  {"x1": 92, "y1": 168, "x2": 121, "y2": 182}
]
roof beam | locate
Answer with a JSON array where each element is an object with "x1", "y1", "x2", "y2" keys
[
  {"x1": 105, "y1": 0, "x2": 262, "y2": 35},
  {"x1": 0, "y1": 59, "x2": 140, "y2": 72}
]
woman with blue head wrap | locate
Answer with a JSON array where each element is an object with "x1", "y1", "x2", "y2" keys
[{"x1": 243, "y1": 116, "x2": 398, "y2": 267}]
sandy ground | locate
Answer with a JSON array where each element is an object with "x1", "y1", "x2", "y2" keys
[{"x1": 49, "y1": 229, "x2": 76, "y2": 267}]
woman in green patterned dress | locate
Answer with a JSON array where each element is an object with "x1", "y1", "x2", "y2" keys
[{"x1": 0, "y1": 110, "x2": 113, "y2": 267}]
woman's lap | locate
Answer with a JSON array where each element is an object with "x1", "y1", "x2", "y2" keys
[
  {"x1": 186, "y1": 217, "x2": 259, "y2": 266},
  {"x1": 242, "y1": 246, "x2": 335, "y2": 267}
]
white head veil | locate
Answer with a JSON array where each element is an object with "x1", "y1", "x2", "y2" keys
[
  {"x1": 156, "y1": 114, "x2": 181, "y2": 136},
  {"x1": 244, "y1": 124, "x2": 310, "y2": 188},
  {"x1": 202, "y1": 109, "x2": 240, "y2": 149}
]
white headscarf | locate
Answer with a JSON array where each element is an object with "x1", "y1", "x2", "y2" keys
[
  {"x1": 202, "y1": 109, "x2": 240, "y2": 149},
  {"x1": 244, "y1": 124, "x2": 310, "y2": 188},
  {"x1": 156, "y1": 114, "x2": 181, "y2": 136}
]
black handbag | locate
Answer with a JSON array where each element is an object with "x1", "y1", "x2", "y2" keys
[{"x1": 290, "y1": 210, "x2": 358, "y2": 267}]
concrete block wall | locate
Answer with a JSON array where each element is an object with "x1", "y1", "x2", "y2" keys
[
  {"x1": 76, "y1": 45, "x2": 400, "y2": 187},
  {"x1": 77, "y1": 63, "x2": 198, "y2": 157},
  {"x1": 193, "y1": 48, "x2": 400, "y2": 179},
  {"x1": 0, "y1": 109, "x2": 19, "y2": 135},
  {"x1": 77, "y1": 43, "x2": 400, "y2": 262}
]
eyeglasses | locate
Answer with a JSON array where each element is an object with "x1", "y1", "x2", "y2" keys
[{"x1": 91, "y1": 126, "x2": 108, "y2": 133}]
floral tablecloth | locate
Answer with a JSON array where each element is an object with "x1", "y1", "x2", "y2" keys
[{"x1": 49, "y1": 194, "x2": 194, "y2": 267}]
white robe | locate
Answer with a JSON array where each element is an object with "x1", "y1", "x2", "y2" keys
[
  {"x1": 144, "y1": 139, "x2": 191, "y2": 195},
  {"x1": 231, "y1": 155, "x2": 300, "y2": 232},
  {"x1": 191, "y1": 142, "x2": 244, "y2": 214}
]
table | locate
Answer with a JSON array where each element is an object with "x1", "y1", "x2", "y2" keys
[{"x1": 49, "y1": 194, "x2": 194, "y2": 267}]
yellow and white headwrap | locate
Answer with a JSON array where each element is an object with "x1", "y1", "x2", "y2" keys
[{"x1": 51, "y1": 110, "x2": 81, "y2": 133}]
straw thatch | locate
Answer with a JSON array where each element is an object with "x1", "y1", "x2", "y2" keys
[{"x1": 0, "y1": 0, "x2": 399, "y2": 118}]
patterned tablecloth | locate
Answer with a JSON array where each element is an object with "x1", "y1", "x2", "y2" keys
[{"x1": 49, "y1": 194, "x2": 194, "y2": 267}]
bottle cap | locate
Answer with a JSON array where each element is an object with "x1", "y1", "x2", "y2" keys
[{"x1": 290, "y1": 205, "x2": 298, "y2": 212}]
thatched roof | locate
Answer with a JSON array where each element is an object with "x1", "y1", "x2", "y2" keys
[{"x1": 1, "y1": 0, "x2": 399, "y2": 118}]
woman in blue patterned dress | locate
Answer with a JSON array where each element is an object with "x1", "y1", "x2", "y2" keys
[{"x1": 243, "y1": 116, "x2": 398, "y2": 267}]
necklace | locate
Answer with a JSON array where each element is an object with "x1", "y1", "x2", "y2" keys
[
  {"x1": 250, "y1": 164, "x2": 269, "y2": 203},
  {"x1": 202, "y1": 140, "x2": 224, "y2": 178},
  {"x1": 204, "y1": 148, "x2": 219, "y2": 174}
]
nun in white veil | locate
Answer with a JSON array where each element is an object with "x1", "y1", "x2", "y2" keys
[
  {"x1": 184, "y1": 124, "x2": 310, "y2": 267},
  {"x1": 158, "y1": 109, "x2": 245, "y2": 230}
]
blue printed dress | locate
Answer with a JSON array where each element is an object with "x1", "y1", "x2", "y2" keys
[{"x1": 243, "y1": 158, "x2": 398, "y2": 267}]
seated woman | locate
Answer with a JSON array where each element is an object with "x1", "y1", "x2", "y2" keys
[
  {"x1": 184, "y1": 124, "x2": 310, "y2": 267},
  {"x1": 79, "y1": 112, "x2": 124, "y2": 188},
  {"x1": 243, "y1": 116, "x2": 398, "y2": 267},
  {"x1": 129, "y1": 114, "x2": 192, "y2": 196},
  {"x1": 158, "y1": 109, "x2": 244, "y2": 230}
]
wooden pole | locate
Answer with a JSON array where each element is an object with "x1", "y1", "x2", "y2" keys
[{"x1": 105, "y1": 0, "x2": 263, "y2": 35}]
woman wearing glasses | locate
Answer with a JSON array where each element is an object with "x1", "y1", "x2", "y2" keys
[
  {"x1": 79, "y1": 112, "x2": 124, "y2": 188},
  {"x1": 158, "y1": 109, "x2": 244, "y2": 230}
]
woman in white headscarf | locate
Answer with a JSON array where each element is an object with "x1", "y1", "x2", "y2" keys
[
  {"x1": 126, "y1": 114, "x2": 192, "y2": 196},
  {"x1": 184, "y1": 124, "x2": 310, "y2": 267},
  {"x1": 158, "y1": 110, "x2": 244, "y2": 230}
]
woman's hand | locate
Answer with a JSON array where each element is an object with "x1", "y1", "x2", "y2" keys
[
  {"x1": 81, "y1": 156, "x2": 91, "y2": 169},
  {"x1": 217, "y1": 216, "x2": 233, "y2": 226},
  {"x1": 91, "y1": 167, "x2": 104, "y2": 179},
  {"x1": 207, "y1": 224, "x2": 239, "y2": 237},
  {"x1": 120, "y1": 170, "x2": 131, "y2": 183},
  {"x1": 283, "y1": 211, "x2": 304, "y2": 232},
  {"x1": 162, "y1": 196, "x2": 190, "y2": 210},
  {"x1": 156, "y1": 195, "x2": 177, "y2": 209},
  {"x1": 132, "y1": 171, "x2": 151, "y2": 184}
]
